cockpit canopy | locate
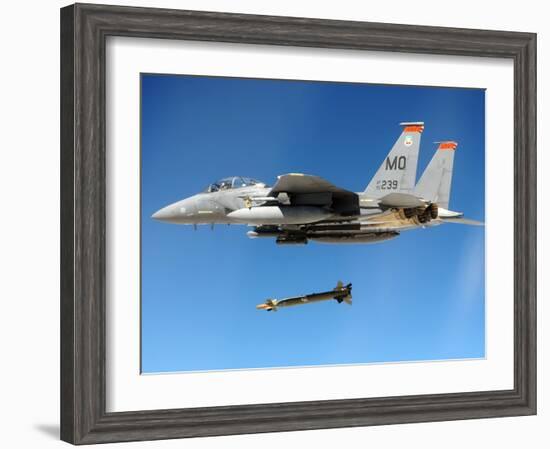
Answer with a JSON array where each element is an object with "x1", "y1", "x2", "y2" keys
[{"x1": 204, "y1": 176, "x2": 265, "y2": 193}]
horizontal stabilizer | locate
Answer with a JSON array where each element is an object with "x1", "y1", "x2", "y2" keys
[{"x1": 442, "y1": 217, "x2": 484, "y2": 226}]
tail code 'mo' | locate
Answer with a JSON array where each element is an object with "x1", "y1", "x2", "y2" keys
[
  {"x1": 414, "y1": 141, "x2": 457, "y2": 209},
  {"x1": 364, "y1": 122, "x2": 424, "y2": 198}
]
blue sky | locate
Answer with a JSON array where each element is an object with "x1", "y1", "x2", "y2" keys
[{"x1": 141, "y1": 74, "x2": 485, "y2": 374}]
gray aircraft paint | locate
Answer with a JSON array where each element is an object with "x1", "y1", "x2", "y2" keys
[
  {"x1": 152, "y1": 123, "x2": 483, "y2": 245},
  {"x1": 414, "y1": 141, "x2": 456, "y2": 209},
  {"x1": 363, "y1": 122, "x2": 424, "y2": 198}
]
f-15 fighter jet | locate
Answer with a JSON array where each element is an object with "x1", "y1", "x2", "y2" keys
[{"x1": 152, "y1": 122, "x2": 483, "y2": 245}]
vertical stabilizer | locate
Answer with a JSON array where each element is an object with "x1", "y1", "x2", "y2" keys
[
  {"x1": 414, "y1": 141, "x2": 457, "y2": 209},
  {"x1": 364, "y1": 122, "x2": 424, "y2": 198}
]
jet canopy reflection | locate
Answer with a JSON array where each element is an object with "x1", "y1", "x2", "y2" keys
[{"x1": 204, "y1": 176, "x2": 265, "y2": 193}]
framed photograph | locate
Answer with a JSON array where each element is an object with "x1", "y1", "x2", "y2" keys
[{"x1": 60, "y1": 3, "x2": 536, "y2": 444}]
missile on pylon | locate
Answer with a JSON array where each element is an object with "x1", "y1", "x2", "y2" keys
[{"x1": 256, "y1": 281, "x2": 352, "y2": 312}]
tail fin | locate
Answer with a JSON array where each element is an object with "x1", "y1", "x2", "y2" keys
[
  {"x1": 335, "y1": 281, "x2": 352, "y2": 305},
  {"x1": 415, "y1": 141, "x2": 457, "y2": 209},
  {"x1": 344, "y1": 282, "x2": 352, "y2": 305},
  {"x1": 364, "y1": 122, "x2": 424, "y2": 198}
]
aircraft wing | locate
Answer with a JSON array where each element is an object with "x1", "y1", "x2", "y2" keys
[
  {"x1": 270, "y1": 174, "x2": 425, "y2": 210},
  {"x1": 269, "y1": 173, "x2": 355, "y2": 196}
]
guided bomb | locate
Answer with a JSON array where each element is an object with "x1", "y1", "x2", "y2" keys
[{"x1": 256, "y1": 281, "x2": 352, "y2": 312}]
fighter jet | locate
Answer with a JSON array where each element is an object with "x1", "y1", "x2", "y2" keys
[
  {"x1": 256, "y1": 281, "x2": 352, "y2": 312},
  {"x1": 152, "y1": 122, "x2": 483, "y2": 245}
]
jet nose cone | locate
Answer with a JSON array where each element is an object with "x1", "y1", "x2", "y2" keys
[
  {"x1": 151, "y1": 205, "x2": 175, "y2": 222},
  {"x1": 151, "y1": 197, "x2": 199, "y2": 224}
]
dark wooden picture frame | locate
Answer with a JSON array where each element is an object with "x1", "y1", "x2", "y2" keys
[{"x1": 60, "y1": 3, "x2": 536, "y2": 444}]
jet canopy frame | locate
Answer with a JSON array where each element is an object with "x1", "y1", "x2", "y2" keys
[{"x1": 204, "y1": 176, "x2": 265, "y2": 192}]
